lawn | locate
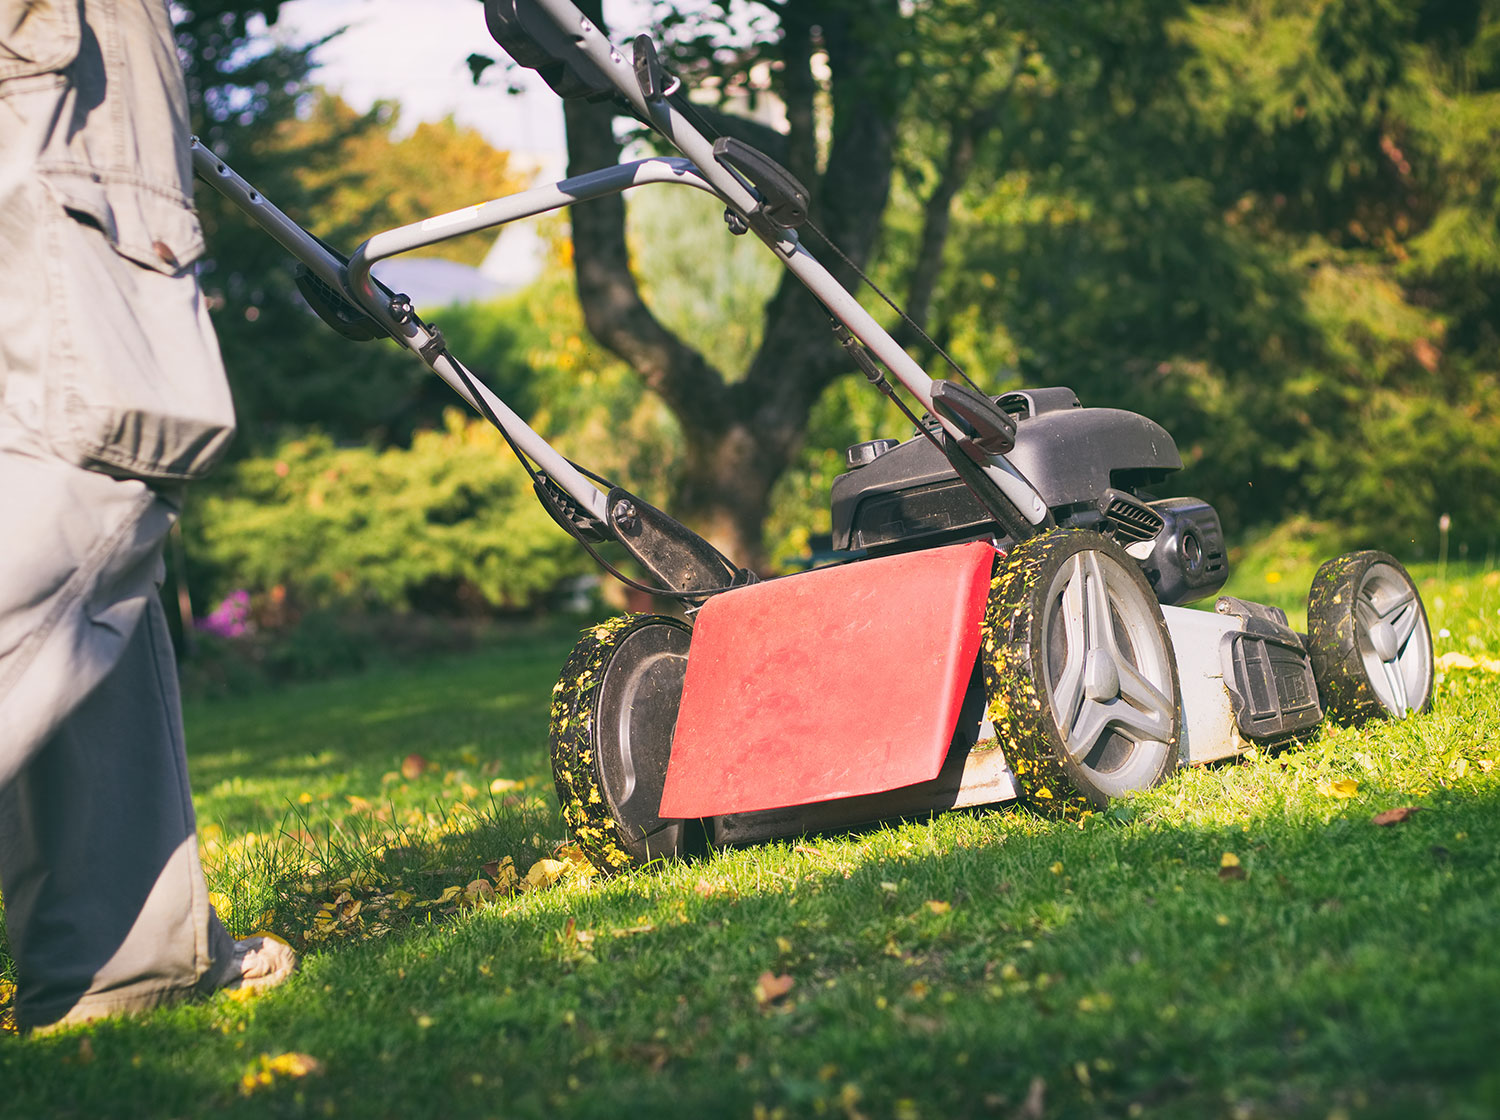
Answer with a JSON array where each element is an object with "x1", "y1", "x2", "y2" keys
[{"x1": 2, "y1": 556, "x2": 1499, "y2": 1119}]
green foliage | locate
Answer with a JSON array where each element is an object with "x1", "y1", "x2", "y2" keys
[
  {"x1": 187, "y1": 411, "x2": 588, "y2": 612},
  {"x1": 277, "y1": 92, "x2": 529, "y2": 269},
  {"x1": 498, "y1": 254, "x2": 685, "y2": 509},
  {"x1": 628, "y1": 185, "x2": 783, "y2": 382},
  {"x1": 186, "y1": 15, "x2": 538, "y2": 450},
  {"x1": 176, "y1": 7, "x2": 614, "y2": 612},
  {"x1": 900, "y1": 0, "x2": 1500, "y2": 555}
]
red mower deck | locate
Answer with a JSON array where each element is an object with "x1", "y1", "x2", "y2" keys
[{"x1": 659, "y1": 540, "x2": 997, "y2": 817}]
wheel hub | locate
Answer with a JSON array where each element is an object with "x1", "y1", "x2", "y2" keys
[
  {"x1": 1083, "y1": 648, "x2": 1121, "y2": 701},
  {"x1": 1368, "y1": 618, "x2": 1398, "y2": 662}
]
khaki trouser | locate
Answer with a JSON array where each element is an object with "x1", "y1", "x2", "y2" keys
[{"x1": 1, "y1": 0, "x2": 239, "y2": 1030}]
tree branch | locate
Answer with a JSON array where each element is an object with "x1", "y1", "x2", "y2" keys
[{"x1": 894, "y1": 48, "x2": 1024, "y2": 356}]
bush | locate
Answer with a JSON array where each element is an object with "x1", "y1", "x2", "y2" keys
[{"x1": 186, "y1": 410, "x2": 589, "y2": 614}]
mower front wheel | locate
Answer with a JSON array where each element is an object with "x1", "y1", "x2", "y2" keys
[
  {"x1": 1307, "y1": 551, "x2": 1433, "y2": 723},
  {"x1": 982, "y1": 530, "x2": 1182, "y2": 818},
  {"x1": 549, "y1": 614, "x2": 701, "y2": 874}
]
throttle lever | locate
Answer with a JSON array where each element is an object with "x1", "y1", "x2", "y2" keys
[
  {"x1": 930, "y1": 380, "x2": 1018, "y2": 457},
  {"x1": 712, "y1": 137, "x2": 810, "y2": 230}
]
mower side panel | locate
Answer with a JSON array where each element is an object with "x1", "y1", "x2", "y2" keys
[
  {"x1": 658, "y1": 541, "x2": 997, "y2": 817},
  {"x1": 1161, "y1": 605, "x2": 1246, "y2": 764}
]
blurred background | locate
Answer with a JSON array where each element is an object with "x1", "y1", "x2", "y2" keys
[{"x1": 172, "y1": 0, "x2": 1500, "y2": 688}]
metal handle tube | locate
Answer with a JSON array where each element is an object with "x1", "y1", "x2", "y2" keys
[
  {"x1": 345, "y1": 157, "x2": 722, "y2": 311},
  {"x1": 192, "y1": 137, "x2": 611, "y2": 522},
  {"x1": 191, "y1": 137, "x2": 349, "y2": 296}
]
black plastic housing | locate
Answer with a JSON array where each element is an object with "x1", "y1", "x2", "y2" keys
[
  {"x1": 829, "y1": 388, "x2": 1183, "y2": 556},
  {"x1": 1215, "y1": 597, "x2": 1323, "y2": 741},
  {"x1": 484, "y1": 0, "x2": 616, "y2": 101},
  {"x1": 1139, "y1": 496, "x2": 1230, "y2": 605}
]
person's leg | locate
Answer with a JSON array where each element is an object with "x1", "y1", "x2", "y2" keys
[
  {"x1": 0, "y1": 448, "x2": 174, "y2": 782},
  {"x1": 0, "y1": 545, "x2": 237, "y2": 1031}
]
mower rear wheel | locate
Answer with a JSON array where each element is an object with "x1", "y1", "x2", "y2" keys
[
  {"x1": 982, "y1": 529, "x2": 1181, "y2": 817},
  {"x1": 548, "y1": 614, "x2": 700, "y2": 874},
  {"x1": 1307, "y1": 551, "x2": 1433, "y2": 723}
]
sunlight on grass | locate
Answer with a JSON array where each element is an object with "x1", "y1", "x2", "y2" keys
[{"x1": 3, "y1": 581, "x2": 1499, "y2": 1117}]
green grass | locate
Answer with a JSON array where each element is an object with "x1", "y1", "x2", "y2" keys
[{"x1": 3, "y1": 565, "x2": 1500, "y2": 1119}]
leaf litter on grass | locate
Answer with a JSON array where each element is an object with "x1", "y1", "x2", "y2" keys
[
  {"x1": 297, "y1": 841, "x2": 596, "y2": 948},
  {"x1": 201, "y1": 771, "x2": 594, "y2": 954}
]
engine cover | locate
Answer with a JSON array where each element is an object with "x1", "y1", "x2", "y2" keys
[{"x1": 830, "y1": 388, "x2": 1183, "y2": 554}]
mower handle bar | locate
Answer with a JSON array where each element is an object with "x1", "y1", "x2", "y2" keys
[{"x1": 192, "y1": 0, "x2": 1050, "y2": 541}]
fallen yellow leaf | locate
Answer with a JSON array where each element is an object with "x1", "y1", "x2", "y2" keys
[
  {"x1": 523, "y1": 858, "x2": 568, "y2": 891},
  {"x1": 925, "y1": 900, "x2": 952, "y2": 915},
  {"x1": 1220, "y1": 852, "x2": 1241, "y2": 868},
  {"x1": 1320, "y1": 778, "x2": 1359, "y2": 799},
  {"x1": 420, "y1": 884, "x2": 463, "y2": 908},
  {"x1": 462, "y1": 879, "x2": 495, "y2": 906},
  {"x1": 483, "y1": 856, "x2": 519, "y2": 892},
  {"x1": 239, "y1": 1052, "x2": 324, "y2": 1095}
]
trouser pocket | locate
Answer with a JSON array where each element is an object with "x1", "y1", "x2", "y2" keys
[{"x1": 31, "y1": 185, "x2": 238, "y2": 482}]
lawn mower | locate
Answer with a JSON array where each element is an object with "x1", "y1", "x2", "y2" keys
[{"x1": 196, "y1": 0, "x2": 1436, "y2": 874}]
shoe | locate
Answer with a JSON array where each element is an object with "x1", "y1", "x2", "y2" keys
[{"x1": 221, "y1": 934, "x2": 297, "y2": 996}]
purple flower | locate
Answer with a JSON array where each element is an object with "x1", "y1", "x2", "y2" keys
[{"x1": 197, "y1": 589, "x2": 252, "y2": 639}]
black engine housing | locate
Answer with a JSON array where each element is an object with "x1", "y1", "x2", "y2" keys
[{"x1": 828, "y1": 386, "x2": 1230, "y2": 605}]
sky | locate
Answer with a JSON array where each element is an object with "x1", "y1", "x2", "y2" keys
[{"x1": 268, "y1": 0, "x2": 655, "y2": 175}]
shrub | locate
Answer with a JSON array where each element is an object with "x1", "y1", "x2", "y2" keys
[{"x1": 186, "y1": 410, "x2": 588, "y2": 613}]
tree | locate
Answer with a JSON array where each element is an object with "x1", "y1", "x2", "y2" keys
[
  {"x1": 527, "y1": 0, "x2": 1500, "y2": 565},
  {"x1": 557, "y1": 0, "x2": 911, "y2": 569},
  {"x1": 920, "y1": 0, "x2": 1500, "y2": 549}
]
